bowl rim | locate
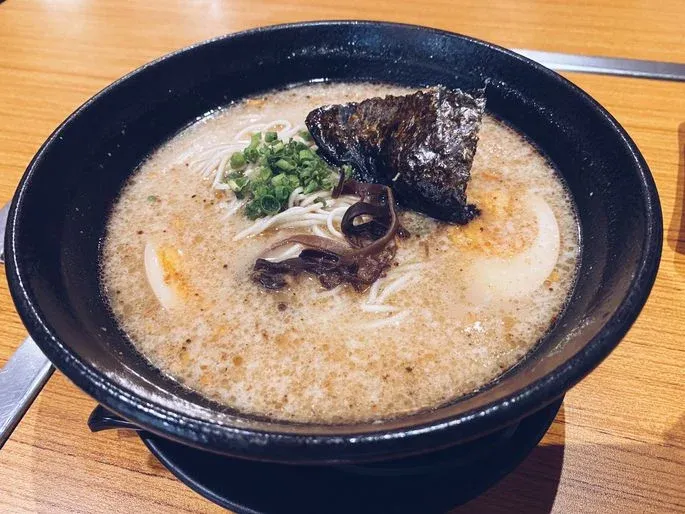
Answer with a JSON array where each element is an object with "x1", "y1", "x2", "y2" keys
[{"x1": 5, "y1": 20, "x2": 663, "y2": 461}]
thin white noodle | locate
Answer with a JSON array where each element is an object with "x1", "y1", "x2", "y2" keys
[
  {"x1": 232, "y1": 204, "x2": 323, "y2": 240},
  {"x1": 188, "y1": 144, "x2": 245, "y2": 180},
  {"x1": 279, "y1": 220, "x2": 324, "y2": 228},
  {"x1": 286, "y1": 124, "x2": 307, "y2": 140},
  {"x1": 288, "y1": 187, "x2": 304, "y2": 208},
  {"x1": 200, "y1": 143, "x2": 244, "y2": 155},
  {"x1": 316, "y1": 285, "x2": 343, "y2": 299},
  {"x1": 300, "y1": 191, "x2": 332, "y2": 207},
  {"x1": 326, "y1": 207, "x2": 347, "y2": 238},
  {"x1": 312, "y1": 225, "x2": 328, "y2": 238},
  {"x1": 222, "y1": 199, "x2": 246, "y2": 219},
  {"x1": 265, "y1": 119, "x2": 293, "y2": 134},
  {"x1": 232, "y1": 189, "x2": 362, "y2": 240},
  {"x1": 233, "y1": 120, "x2": 293, "y2": 144},
  {"x1": 360, "y1": 304, "x2": 399, "y2": 313},
  {"x1": 366, "y1": 280, "x2": 382, "y2": 305},
  {"x1": 300, "y1": 213, "x2": 332, "y2": 221},
  {"x1": 233, "y1": 123, "x2": 265, "y2": 143},
  {"x1": 361, "y1": 310, "x2": 410, "y2": 329},
  {"x1": 212, "y1": 154, "x2": 231, "y2": 190},
  {"x1": 375, "y1": 273, "x2": 417, "y2": 305},
  {"x1": 362, "y1": 263, "x2": 425, "y2": 314},
  {"x1": 195, "y1": 144, "x2": 242, "y2": 157},
  {"x1": 185, "y1": 143, "x2": 236, "y2": 165}
]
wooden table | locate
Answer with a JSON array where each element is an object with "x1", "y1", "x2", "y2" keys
[{"x1": 1, "y1": 1, "x2": 684, "y2": 512}]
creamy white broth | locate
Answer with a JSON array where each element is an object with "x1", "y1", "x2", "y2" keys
[{"x1": 102, "y1": 82, "x2": 579, "y2": 424}]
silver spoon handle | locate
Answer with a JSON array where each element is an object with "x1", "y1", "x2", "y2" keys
[{"x1": 0, "y1": 202, "x2": 54, "y2": 449}]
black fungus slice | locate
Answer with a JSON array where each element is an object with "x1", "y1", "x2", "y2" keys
[
  {"x1": 305, "y1": 86, "x2": 486, "y2": 224},
  {"x1": 251, "y1": 181, "x2": 404, "y2": 292}
]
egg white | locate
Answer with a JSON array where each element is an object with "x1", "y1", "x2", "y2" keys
[
  {"x1": 466, "y1": 194, "x2": 560, "y2": 302},
  {"x1": 144, "y1": 241, "x2": 182, "y2": 309}
]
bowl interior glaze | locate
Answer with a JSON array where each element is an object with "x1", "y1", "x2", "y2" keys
[{"x1": 5, "y1": 21, "x2": 661, "y2": 463}]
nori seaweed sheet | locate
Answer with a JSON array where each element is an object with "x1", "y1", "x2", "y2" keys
[{"x1": 305, "y1": 86, "x2": 486, "y2": 224}]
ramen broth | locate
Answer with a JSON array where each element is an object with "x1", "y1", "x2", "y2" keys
[{"x1": 102, "y1": 83, "x2": 579, "y2": 424}]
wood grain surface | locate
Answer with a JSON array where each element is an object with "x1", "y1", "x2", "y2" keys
[{"x1": 1, "y1": 1, "x2": 684, "y2": 513}]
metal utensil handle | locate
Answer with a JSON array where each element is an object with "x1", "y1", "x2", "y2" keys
[
  {"x1": 0, "y1": 202, "x2": 8, "y2": 263},
  {"x1": 513, "y1": 48, "x2": 685, "y2": 82},
  {"x1": 0, "y1": 337, "x2": 54, "y2": 448},
  {"x1": 0, "y1": 202, "x2": 54, "y2": 449}
]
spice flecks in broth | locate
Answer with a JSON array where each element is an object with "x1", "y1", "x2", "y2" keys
[{"x1": 102, "y1": 82, "x2": 579, "y2": 424}]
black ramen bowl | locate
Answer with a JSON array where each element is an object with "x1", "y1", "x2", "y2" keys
[{"x1": 5, "y1": 21, "x2": 661, "y2": 464}]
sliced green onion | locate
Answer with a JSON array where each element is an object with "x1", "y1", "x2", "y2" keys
[
  {"x1": 259, "y1": 195, "x2": 280, "y2": 214},
  {"x1": 219, "y1": 131, "x2": 342, "y2": 218},
  {"x1": 275, "y1": 159, "x2": 295, "y2": 171},
  {"x1": 271, "y1": 173, "x2": 287, "y2": 186},
  {"x1": 245, "y1": 200, "x2": 261, "y2": 219},
  {"x1": 303, "y1": 181, "x2": 319, "y2": 194},
  {"x1": 299, "y1": 149, "x2": 316, "y2": 161},
  {"x1": 227, "y1": 176, "x2": 248, "y2": 192},
  {"x1": 274, "y1": 185, "x2": 290, "y2": 201},
  {"x1": 298, "y1": 130, "x2": 313, "y2": 141},
  {"x1": 244, "y1": 147, "x2": 259, "y2": 163},
  {"x1": 256, "y1": 167, "x2": 272, "y2": 181},
  {"x1": 230, "y1": 152, "x2": 246, "y2": 169},
  {"x1": 253, "y1": 184, "x2": 269, "y2": 198}
]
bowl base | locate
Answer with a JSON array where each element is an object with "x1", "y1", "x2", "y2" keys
[{"x1": 138, "y1": 397, "x2": 562, "y2": 513}]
